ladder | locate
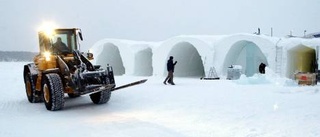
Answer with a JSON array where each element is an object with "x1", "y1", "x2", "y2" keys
[
  {"x1": 275, "y1": 46, "x2": 283, "y2": 75},
  {"x1": 201, "y1": 67, "x2": 220, "y2": 80}
]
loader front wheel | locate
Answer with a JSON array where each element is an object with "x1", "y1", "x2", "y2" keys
[
  {"x1": 42, "y1": 73, "x2": 65, "y2": 111},
  {"x1": 90, "y1": 90, "x2": 111, "y2": 104},
  {"x1": 24, "y1": 73, "x2": 43, "y2": 103}
]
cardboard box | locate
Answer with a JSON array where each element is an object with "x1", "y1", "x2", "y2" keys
[{"x1": 294, "y1": 72, "x2": 317, "y2": 86}]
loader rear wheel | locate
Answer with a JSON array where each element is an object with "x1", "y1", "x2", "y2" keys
[
  {"x1": 90, "y1": 90, "x2": 111, "y2": 104},
  {"x1": 42, "y1": 73, "x2": 65, "y2": 111},
  {"x1": 24, "y1": 73, "x2": 43, "y2": 103}
]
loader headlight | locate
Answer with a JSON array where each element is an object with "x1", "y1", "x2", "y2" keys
[{"x1": 43, "y1": 51, "x2": 51, "y2": 61}]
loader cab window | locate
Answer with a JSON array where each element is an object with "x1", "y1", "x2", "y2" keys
[{"x1": 51, "y1": 30, "x2": 77, "y2": 54}]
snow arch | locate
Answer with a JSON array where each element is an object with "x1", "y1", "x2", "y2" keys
[
  {"x1": 213, "y1": 34, "x2": 277, "y2": 76},
  {"x1": 94, "y1": 43, "x2": 125, "y2": 75},
  {"x1": 91, "y1": 39, "x2": 154, "y2": 76},
  {"x1": 167, "y1": 42, "x2": 205, "y2": 77},
  {"x1": 287, "y1": 45, "x2": 316, "y2": 78},
  {"x1": 134, "y1": 47, "x2": 153, "y2": 76},
  {"x1": 223, "y1": 40, "x2": 268, "y2": 76},
  {"x1": 153, "y1": 36, "x2": 216, "y2": 77},
  {"x1": 278, "y1": 38, "x2": 320, "y2": 79}
]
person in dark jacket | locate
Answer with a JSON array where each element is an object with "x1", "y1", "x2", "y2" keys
[
  {"x1": 163, "y1": 56, "x2": 177, "y2": 85},
  {"x1": 259, "y1": 63, "x2": 266, "y2": 74},
  {"x1": 52, "y1": 37, "x2": 69, "y2": 54}
]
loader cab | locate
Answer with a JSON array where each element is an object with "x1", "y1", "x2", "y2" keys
[{"x1": 38, "y1": 28, "x2": 82, "y2": 55}]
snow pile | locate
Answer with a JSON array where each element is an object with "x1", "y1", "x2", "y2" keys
[
  {"x1": 235, "y1": 67, "x2": 297, "y2": 86},
  {"x1": 236, "y1": 74, "x2": 272, "y2": 85}
]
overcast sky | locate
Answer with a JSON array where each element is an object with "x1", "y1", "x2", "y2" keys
[{"x1": 0, "y1": 0, "x2": 319, "y2": 52}]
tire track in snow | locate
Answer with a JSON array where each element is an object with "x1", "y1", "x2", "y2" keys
[{"x1": 0, "y1": 99, "x2": 42, "y2": 113}]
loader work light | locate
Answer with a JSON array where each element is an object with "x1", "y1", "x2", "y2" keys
[
  {"x1": 43, "y1": 51, "x2": 51, "y2": 61},
  {"x1": 38, "y1": 21, "x2": 58, "y2": 38}
]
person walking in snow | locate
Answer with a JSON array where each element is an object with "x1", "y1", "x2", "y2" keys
[{"x1": 163, "y1": 56, "x2": 177, "y2": 85}]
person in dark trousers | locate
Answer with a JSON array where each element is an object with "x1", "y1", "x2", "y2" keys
[
  {"x1": 259, "y1": 63, "x2": 266, "y2": 74},
  {"x1": 163, "y1": 56, "x2": 177, "y2": 85}
]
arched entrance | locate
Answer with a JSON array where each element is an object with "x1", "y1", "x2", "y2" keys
[
  {"x1": 95, "y1": 43, "x2": 125, "y2": 75},
  {"x1": 223, "y1": 41, "x2": 268, "y2": 77},
  {"x1": 286, "y1": 45, "x2": 316, "y2": 79},
  {"x1": 165, "y1": 42, "x2": 205, "y2": 77},
  {"x1": 134, "y1": 48, "x2": 153, "y2": 76}
]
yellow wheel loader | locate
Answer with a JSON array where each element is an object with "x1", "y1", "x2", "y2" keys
[{"x1": 23, "y1": 28, "x2": 146, "y2": 111}]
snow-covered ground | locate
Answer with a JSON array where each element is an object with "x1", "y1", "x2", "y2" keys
[{"x1": 1, "y1": 62, "x2": 320, "y2": 137}]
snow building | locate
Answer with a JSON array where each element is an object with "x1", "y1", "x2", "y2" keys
[
  {"x1": 276, "y1": 37, "x2": 320, "y2": 79},
  {"x1": 306, "y1": 32, "x2": 320, "y2": 38},
  {"x1": 90, "y1": 34, "x2": 320, "y2": 79},
  {"x1": 90, "y1": 39, "x2": 156, "y2": 76}
]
